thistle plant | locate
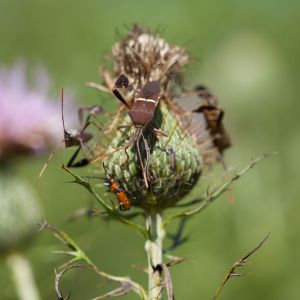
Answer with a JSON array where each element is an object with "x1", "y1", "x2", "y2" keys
[
  {"x1": 0, "y1": 61, "x2": 73, "y2": 300},
  {"x1": 44, "y1": 26, "x2": 271, "y2": 300}
]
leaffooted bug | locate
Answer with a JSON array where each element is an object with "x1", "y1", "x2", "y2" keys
[
  {"x1": 39, "y1": 88, "x2": 104, "y2": 177},
  {"x1": 93, "y1": 74, "x2": 161, "y2": 188}
]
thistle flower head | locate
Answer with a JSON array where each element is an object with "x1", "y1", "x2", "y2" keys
[
  {"x1": 93, "y1": 26, "x2": 230, "y2": 211},
  {"x1": 0, "y1": 61, "x2": 69, "y2": 161},
  {"x1": 103, "y1": 101, "x2": 203, "y2": 210},
  {"x1": 0, "y1": 169, "x2": 41, "y2": 252},
  {"x1": 111, "y1": 25, "x2": 189, "y2": 96}
]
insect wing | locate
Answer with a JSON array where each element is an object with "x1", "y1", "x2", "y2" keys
[
  {"x1": 174, "y1": 93, "x2": 213, "y2": 150},
  {"x1": 129, "y1": 81, "x2": 161, "y2": 126},
  {"x1": 194, "y1": 87, "x2": 231, "y2": 153},
  {"x1": 138, "y1": 81, "x2": 160, "y2": 102},
  {"x1": 174, "y1": 87, "x2": 231, "y2": 155}
]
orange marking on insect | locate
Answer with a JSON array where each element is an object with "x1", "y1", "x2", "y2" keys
[
  {"x1": 115, "y1": 190, "x2": 131, "y2": 210},
  {"x1": 108, "y1": 178, "x2": 131, "y2": 210},
  {"x1": 103, "y1": 164, "x2": 131, "y2": 210},
  {"x1": 110, "y1": 180, "x2": 119, "y2": 193}
]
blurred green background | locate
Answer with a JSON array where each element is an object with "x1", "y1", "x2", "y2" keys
[{"x1": 0, "y1": 0, "x2": 299, "y2": 299}]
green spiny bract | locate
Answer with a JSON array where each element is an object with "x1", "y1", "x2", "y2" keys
[{"x1": 103, "y1": 101, "x2": 202, "y2": 210}]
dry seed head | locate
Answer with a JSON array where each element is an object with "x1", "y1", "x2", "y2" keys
[{"x1": 111, "y1": 25, "x2": 189, "y2": 95}]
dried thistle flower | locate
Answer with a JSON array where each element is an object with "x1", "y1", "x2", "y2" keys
[{"x1": 111, "y1": 25, "x2": 189, "y2": 93}]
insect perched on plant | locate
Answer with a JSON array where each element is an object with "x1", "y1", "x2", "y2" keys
[
  {"x1": 175, "y1": 84, "x2": 231, "y2": 159},
  {"x1": 93, "y1": 74, "x2": 161, "y2": 189},
  {"x1": 39, "y1": 88, "x2": 104, "y2": 177},
  {"x1": 103, "y1": 163, "x2": 131, "y2": 211},
  {"x1": 175, "y1": 84, "x2": 233, "y2": 204},
  {"x1": 192, "y1": 85, "x2": 231, "y2": 154}
]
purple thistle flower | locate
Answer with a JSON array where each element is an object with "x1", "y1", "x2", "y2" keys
[{"x1": 0, "y1": 61, "x2": 74, "y2": 160}]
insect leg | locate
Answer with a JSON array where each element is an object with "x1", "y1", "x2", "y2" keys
[
  {"x1": 66, "y1": 146, "x2": 90, "y2": 168},
  {"x1": 135, "y1": 134, "x2": 149, "y2": 189},
  {"x1": 141, "y1": 133, "x2": 152, "y2": 182},
  {"x1": 116, "y1": 124, "x2": 133, "y2": 140},
  {"x1": 122, "y1": 134, "x2": 136, "y2": 166},
  {"x1": 38, "y1": 143, "x2": 63, "y2": 177},
  {"x1": 78, "y1": 105, "x2": 105, "y2": 126},
  {"x1": 153, "y1": 128, "x2": 168, "y2": 137}
]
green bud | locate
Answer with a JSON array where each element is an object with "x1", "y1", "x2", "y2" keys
[
  {"x1": 0, "y1": 169, "x2": 41, "y2": 253},
  {"x1": 103, "y1": 101, "x2": 202, "y2": 210}
]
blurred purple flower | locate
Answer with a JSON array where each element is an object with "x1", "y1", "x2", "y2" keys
[{"x1": 0, "y1": 61, "x2": 73, "y2": 160}]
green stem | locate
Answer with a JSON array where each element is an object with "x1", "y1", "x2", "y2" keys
[
  {"x1": 61, "y1": 164, "x2": 149, "y2": 239},
  {"x1": 41, "y1": 222, "x2": 147, "y2": 299},
  {"x1": 145, "y1": 211, "x2": 165, "y2": 300},
  {"x1": 6, "y1": 252, "x2": 41, "y2": 300}
]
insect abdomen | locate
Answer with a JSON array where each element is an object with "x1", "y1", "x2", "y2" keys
[
  {"x1": 116, "y1": 190, "x2": 131, "y2": 210},
  {"x1": 109, "y1": 179, "x2": 131, "y2": 210}
]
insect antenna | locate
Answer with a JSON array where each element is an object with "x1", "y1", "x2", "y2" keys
[
  {"x1": 38, "y1": 143, "x2": 61, "y2": 178},
  {"x1": 39, "y1": 88, "x2": 66, "y2": 177},
  {"x1": 61, "y1": 87, "x2": 66, "y2": 132}
]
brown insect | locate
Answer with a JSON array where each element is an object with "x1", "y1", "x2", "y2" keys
[
  {"x1": 93, "y1": 74, "x2": 161, "y2": 188},
  {"x1": 39, "y1": 88, "x2": 104, "y2": 177},
  {"x1": 175, "y1": 85, "x2": 232, "y2": 203},
  {"x1": 103, "y1": 163, "x2": 131, "y2": 210},
  {"x1": 192, "y1": 85, "x2": 231, "y2": 154},
  {"x1": 175, "y1": 85, "x2": 231, "y2": 159}
]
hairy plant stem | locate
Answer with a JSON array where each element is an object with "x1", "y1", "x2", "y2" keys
[
  {"x1": 145, "y1": 210, "x2": 165, "y2": 300},
  {"x1": 6, "y1": 252, "x2": 41, "y2": 300}
]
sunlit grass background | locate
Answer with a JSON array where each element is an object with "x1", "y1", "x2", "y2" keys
[{"x1": 0, "y1": 0, "x2": 299, "y2": 299}]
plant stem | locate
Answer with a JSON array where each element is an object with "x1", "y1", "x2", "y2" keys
[
  {"x1": 6, "y1": 252, "x2": 41, "y2": 300},
  {"x1": 145, "y1": 211, "x2": 165, "y2": 300}
]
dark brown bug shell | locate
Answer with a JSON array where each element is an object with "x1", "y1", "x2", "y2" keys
[{"x1": 128, "y1": 81, "x2": 161, "y2": 127}]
